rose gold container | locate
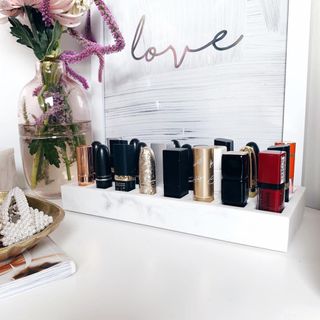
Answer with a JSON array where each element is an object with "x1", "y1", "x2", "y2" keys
[
  {"x1": 193, "y1": 146, "x2": 214, "y2": 202},
  {"x1": 76, "y1": 145, "x2": 94, "y2": 186}
]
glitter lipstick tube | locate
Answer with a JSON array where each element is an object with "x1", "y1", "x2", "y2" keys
[
  {"x1": 139, "y1": 147, "x2": 156, "y2": 195},
  {"x1": 257, "y1": 151, "x2": 286, "y2": 213}
]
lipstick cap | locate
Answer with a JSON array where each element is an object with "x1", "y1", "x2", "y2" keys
[
  {"x1": 182, "y1": 144, "x2": 194, "y2": 190},
  {"x1": 151, "y1": 143, "x2": 172, "y2": 186},
  {"x1": 193, "y1": 146, "x2": 214, "y2": 202},
  {"x1": 222, "y1": 152, "x2": 249, "y2": 180},
  {"x1": 267, "y1": 145, "x2": 290, "y2": 202},
  {"x1": 76, "y1": 145, "x2": 94, "y2": 186},
  {"x1": 275, "y1": 141, "x2": 296, "y2": 192},
  {"x1": 91, "y1": 141, "x2": 101, "y2": 177},
  {"x1": 139, "y1": 147, "x2": 156, "y2": 195},
  {"x1": 240, "y1": 146, "x2": 258, "y2": 198},
  {"x1": 172, "y1": 140, "x2": 181, "y2": 148},
  {"x1": 213, "y1": 146, "x2": 227, "y2": 171},
  {"x1": 214, "y1": 170, "x2": 222, "y2": 192},
  {"x1": 130, "y1": 138, "x2": 140, "y2": 176},
  {"x1": 214, "y1": 138, "x2": 234, "y2": 151},
  {"x1": 108, "y1": 139, "x2": 128, "y2": 163},
  {"x1": 113, "y1": 144, "x2": 135, "y2": 177},
  {"x1": 258, "y1": 151, "x2": 286, "y2": 185},
  {"x1": 95, "y1": 144, "x2": 112, "y2": 189},
  {"x1": 163, "y1": 148, "x2": 189, "y2": 198}
]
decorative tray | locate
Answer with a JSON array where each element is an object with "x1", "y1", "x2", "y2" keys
[{"x1": 0, "y1": 192, "x2": 64, "y2": 261}]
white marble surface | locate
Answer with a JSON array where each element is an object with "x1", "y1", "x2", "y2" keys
[
  {"x1": 61, "y1": 184, "x2": 306, "y2": 252},
  {"x1": 0, "y1": 206, "x2": 320, "y2": 319}
]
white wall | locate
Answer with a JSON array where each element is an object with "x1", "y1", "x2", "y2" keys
[
  {"x1": 303, "y1": 0, "x2": 320, "y2": 209},
  {"x1": 0, "y1": 23, "x2": 34, "y2": 187}
]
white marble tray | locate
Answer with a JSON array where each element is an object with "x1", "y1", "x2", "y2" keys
[{"x1": 61, "y1": 184, "x2": 306, "y2": 252}]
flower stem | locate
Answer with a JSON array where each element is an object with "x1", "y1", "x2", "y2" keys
[
  {"x1": 31, "y1": 145, "x2": 43, "y2": 189},
  {"x1": 61, "y1": 148, "x2": 72, "y2": 181},
  {"x1": 65, "y1": 160, "x2": 71, "y2": 181}
]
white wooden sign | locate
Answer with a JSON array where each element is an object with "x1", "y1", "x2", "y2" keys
[{"x1": 90, "y1": 0, "x2": 311, "y2": 185}]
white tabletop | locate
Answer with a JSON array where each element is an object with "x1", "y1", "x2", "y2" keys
[{"x1": 1, "y1": 207, "x2": 320, "y2": 320}]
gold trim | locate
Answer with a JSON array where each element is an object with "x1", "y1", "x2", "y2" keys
[
  {"x1": 115, "y1": 175, "x2": 135, "y2": 182},
  {"x1": 240, "y1": 146, "x2": 257, "y2": 198}
]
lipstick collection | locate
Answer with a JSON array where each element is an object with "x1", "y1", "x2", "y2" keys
[{"x1": 75, "y1": 138, "x2": 296, "y2": 214}]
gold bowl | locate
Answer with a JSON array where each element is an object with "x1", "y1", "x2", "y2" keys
[{"x1": 0, "y1": 192, "x2": 64, "y2": 261}]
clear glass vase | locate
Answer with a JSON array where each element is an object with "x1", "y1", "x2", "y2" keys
[{"x1": 18, "y1": 59, "x2": 92, "y2": 198}]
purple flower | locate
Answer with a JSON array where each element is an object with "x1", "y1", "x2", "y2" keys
[{"x1": 35, "y1": 90, "x2": 71, "y2": 126}]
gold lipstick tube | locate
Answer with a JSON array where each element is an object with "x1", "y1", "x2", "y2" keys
[
  {"x1": 240, "y1": 146, "x2": 257, "y2": 198},
  {"x1": 139, "y1": 147, "x2": 156, "y2": 195},
  {"x1": 76, "y1": 145, "x2": 94, "y2": 186},
  {"x1": 193, "y1": 146, "x2": 214, "y2": 202}
]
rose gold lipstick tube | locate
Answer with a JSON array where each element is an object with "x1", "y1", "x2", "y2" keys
[
  {"x1": 193, "y1": 146, "x2": 214, "y2": 202},
  {"x1": 76, "y1": 145, "x2": 94, "y2": 186}
]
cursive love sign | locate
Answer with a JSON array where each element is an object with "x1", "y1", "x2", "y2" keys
[
  {"x1": 104, "y1": 0, "x2": 289, "y2": 153},
  {"x1": 131, "y1": 15, "x2": 244, "y2": 69}
]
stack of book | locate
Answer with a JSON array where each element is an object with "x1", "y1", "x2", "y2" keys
[{"x1": 0, "y1": 237, "x2": 76, "y2": 299}]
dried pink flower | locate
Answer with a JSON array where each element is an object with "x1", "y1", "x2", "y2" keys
[{"x1": 0, "y1": 0, "x2": 91, "y2": 27}]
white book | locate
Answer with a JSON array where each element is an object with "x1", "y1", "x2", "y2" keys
[{"x1": 0, "y1": 237, "x2": 76, "y2": 299}]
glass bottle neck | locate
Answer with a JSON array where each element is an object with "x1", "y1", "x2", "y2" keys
[{"x1": 36, "y1": 60, "x2": 65, "y2": 87}]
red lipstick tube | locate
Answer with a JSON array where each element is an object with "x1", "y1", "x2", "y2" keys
[{"x1": 257, "y1": 151, "x2": 286, "y2": 213}]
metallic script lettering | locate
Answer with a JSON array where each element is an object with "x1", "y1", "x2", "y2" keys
[{"x1": 131, "y1": 15, "x2": 244, "y2": 68}]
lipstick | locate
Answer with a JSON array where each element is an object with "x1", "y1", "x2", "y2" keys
[
  {"x1": 267, "y1": 144, "x2": 290, "y2": 202},
  {"x1": 257, "y1": 151, "x2": 286, "y2": 213},
  {"x1": 275, "y1": 142, "x2": 296, "y2": 193},
  {"x1": 213, "y1": 146, "x2": 227, "y2": 196},
  {"x1": 214, "y1": 138, "x2": 234, "y2": 151},
  {"x1": 95, "y1": 144, "x2": 112, "y2": 189},
  {"x1": 76, "y1": 145, "x2": 94, "y2": 186},
  {"x1": 171, "y1": 140, "x2": 181, "y2": 148},
  {"x1": 91, "y1": 141, "x2": 101, "y2": 179},
  {"x1": 113, "y1": 144, "x2": 136, "y2": 192},
  {"x1": 193, "y1": 146, "x2": 214, "y2": 202},
  {"x1": 182, "y1": 144, "x2": 194, "y2": 190},
  {"x1": 136, "y1": 142, "x2": 147, "y2": 184},
  {"x1": 139, "y1": 147, "x2": 156, "y2": 195},
  {"x1": 163, "y1": 148, "x2": 189, "y2": 198},
  {"x1": 108, "y1": 139, "x2": 128, "y2": 180},
  {"x1": 221, "y1": 152, "x2": 249, "y2": 207},
  {"x1": 240, "y1": 146, "x2": 258, "y2": 197},
  {"x1": 151, "y1": 143, "x2": 172, "y2": 186},
  {"x1": 130, "y1": 138, "x2": 140, "y2": 183}
]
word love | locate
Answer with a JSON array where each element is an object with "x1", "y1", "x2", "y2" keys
[{"x1": 131, "y1": 15, "x2": 244, "y2": 69}]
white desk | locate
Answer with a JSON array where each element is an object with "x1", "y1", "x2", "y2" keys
[{"x1": 1, "y1": 207, "x2": 320, "y2": 320}]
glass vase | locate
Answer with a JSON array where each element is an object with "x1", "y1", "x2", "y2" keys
[{"x1": 18, "y1": 59, "x2": 92, "y2": 198}]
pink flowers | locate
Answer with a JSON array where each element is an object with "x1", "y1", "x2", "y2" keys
[
  {"x1": 0, "y1": 0, "x2": 40, "y2": 18},
  {"x1": 0, "y1": 0, "x2": 91, "y2": 27},
  {"x1": 1, "y1": 0, "x2": 125, "y2": 89}
]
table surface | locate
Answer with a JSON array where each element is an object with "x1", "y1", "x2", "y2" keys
[{"x1": 1, "y1": 206, "x2": 320, "y2": 320}]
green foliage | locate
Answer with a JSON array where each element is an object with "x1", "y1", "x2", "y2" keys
[{"x1": 8, "y1": 6, "x2": 62, "y2": 60}]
